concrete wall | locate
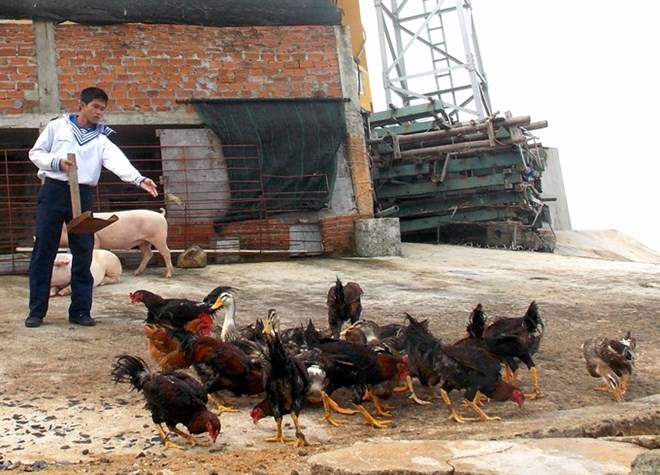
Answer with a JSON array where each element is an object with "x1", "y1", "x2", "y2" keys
[{"x1": 541, "y1": 147, "x2": 572, "y2": 230}]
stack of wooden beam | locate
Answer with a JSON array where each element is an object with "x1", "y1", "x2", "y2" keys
[{"x1": 367, "y1": 106, "x2": 553, "y2": 249}]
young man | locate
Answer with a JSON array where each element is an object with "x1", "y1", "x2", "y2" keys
[{"x1": 25, "y1": 86, "x2": 158, "y2": 328}]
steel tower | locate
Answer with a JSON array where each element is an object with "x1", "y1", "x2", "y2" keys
[{"x1": 375, "y1": 0, "x2": 491, "y2": 123}]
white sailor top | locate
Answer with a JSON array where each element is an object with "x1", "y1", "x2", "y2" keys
[{"x1": 29, "y1": 114, "x2": 146, "y2": 187}]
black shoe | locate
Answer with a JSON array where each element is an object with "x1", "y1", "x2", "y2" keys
[
  {"x1": 68, "y1": 315, "x2": 96, "y2": 327},
  {"x1": 25, "y1": 316, "x2": 44, "y2": 328}
]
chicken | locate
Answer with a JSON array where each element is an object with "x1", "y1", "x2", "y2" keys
[
  {"x1": 249, "y1": 332, "x2": 310, "y2": 447},
  {"x1": 327, "y1": 276, "x2": 364, "y2": 339},
  {"x1": 186, "y1": 334, "x2": 265, "y2": 411},
  {"x1": 263, "y1": 311, "x2": 316, "y2": 356},
  {"x1": 111, "y1": 354, "x2": 220, "y2": 449},
  {"x1": 582, "y1": 331, "x2": 636, "y2": 403},
  {"x1": 142, "y1": 314, "x2": 213, "y2": 371},
  {"x1": 403, "y1": 313, "x2": 524, "y2": 423},
  {"x1": 483, "y1": 301, "x2": 544, "y2": 399},
  {"x1": 341, "y1": 319, "x2": 405, "y2": 347},
  {"x1": 302, "y1": 325, "x2": 408, "y2": 428},
  {"x1": 129, "y1": 286, "x2": 231, "y2": 327},
  {"x1": 403, "y1": 306, "x2": 487, "y2": 406}
]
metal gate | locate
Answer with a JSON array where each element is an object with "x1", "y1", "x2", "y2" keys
[{"x1": 0, "y1": 141, "x2": 327, "y2": 275}]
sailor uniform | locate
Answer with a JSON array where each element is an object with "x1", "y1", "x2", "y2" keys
[{"x1": 27, "y1": 114, "x2": 147, "y2": 322}]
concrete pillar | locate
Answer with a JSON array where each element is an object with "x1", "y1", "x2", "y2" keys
[
  {"x1": 355, "y1": 218, "x2": 401, "y2": 257},
  {"x1": 541, "y1": 147, "x2": 572, "y2": 230},
  {"x1": 33, "y1": 20, "x2": 60, "y2": 113},
  {"x1": 336, "y1": 25, "x2": 374, "y2": 217}
]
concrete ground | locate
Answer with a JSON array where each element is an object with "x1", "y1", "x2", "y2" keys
[{"x1": 0, "y1": 231, "x2": 659, "y2": 474}]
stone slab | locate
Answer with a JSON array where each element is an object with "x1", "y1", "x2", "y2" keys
[{"x1": 308, "y1": 438, "x2": 648, "y2": 475}]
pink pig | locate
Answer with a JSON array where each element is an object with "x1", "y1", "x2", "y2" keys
[
  {"x1": 50, "y1": 249, "x2": 123, "y2": 297},
  {"x1": 61, "y1": 209, "x2": 173, "y2": 278}
]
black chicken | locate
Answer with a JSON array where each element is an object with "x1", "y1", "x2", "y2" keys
[
  {"x1": 483, "y1": 301, "x2": 544, "y2": 399},
  {"x1": 302, "y1": 325, "x2": 407, "y2": 428},
  {"x1": 582, "y1": 331, "x2": 636, "y2": 403},
  {"x1": 111, "y1": 354, "x2": 221, "y2": 449},
  {"x1": 129, "y1": 286, "x2": 232, "y2": 328},
  {"x1": 327, "y1": 276, "x2": 364, "y2": 339},
  {"x1": 249, "y1": 332, "x2": 310, "y2": 446},
  {"x1": 403, "y1": 314, "x2": 524, "y2": 423}
]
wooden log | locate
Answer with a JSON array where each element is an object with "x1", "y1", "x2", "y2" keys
[
  {"x1": 398, "y1": 136, "x2": 527, "y2": 159},
  {"x1": 367, "y1": 115, "x2": 532, "y2": 145}
]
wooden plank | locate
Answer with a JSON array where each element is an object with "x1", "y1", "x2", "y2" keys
[{"x1": 376, "y1": 171, "x2": 524, "y2": 199}]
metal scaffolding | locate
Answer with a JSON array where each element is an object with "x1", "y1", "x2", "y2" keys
[{"x1": 374, "y1": 0, "x2": 491, "y2": 123}]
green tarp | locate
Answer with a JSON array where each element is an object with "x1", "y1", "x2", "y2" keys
[{"x1": 193, "y1": 98, "x2": 346, "y2": 225}]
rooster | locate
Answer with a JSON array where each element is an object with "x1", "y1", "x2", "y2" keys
[
  {"x1": 111, "y1": 354, "x2": 220, "y2": 449},
  {"x1": 302, "y1": 325, "x2": 407, "y2": 428},
  {"x1": 184, "y1": 334, "x2": 265, "y2": 412},
  {"x1": 327, "y1": 276, "x2": 364, "y2": 339},
  {"x1": 129, "y1": 286, "x2": 232, "y2": 328},
  {"x1": 403, "y1": 313, "x2": 524, "y2": 423},
  {"x1": 405, "y1": 304, "x2": 489, "y2": 405},
  {"x1": 483, "y1": 301, "x2": 544, "y2": 399},
  {"x1": 249, "y1": 332, "x2": 310, "y2": 446},
  {"x1": 582, "y1": 331, "x2": 636, "y2": 403}
]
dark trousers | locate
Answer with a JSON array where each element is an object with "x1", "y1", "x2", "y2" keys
[{"x1": 29, "y1": 179, "x2": 95, "y2": 320}]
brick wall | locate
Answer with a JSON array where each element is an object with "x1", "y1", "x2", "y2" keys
[
  {"x1": 0, "y1": 22, "x2": 341, "y2": 115},
  {"x1": 319, "y1": 214, "x2": 365, "y2": 256},
  {"x1": 219, "y1": 219, "x2": 290, "y2": 251},
  {"x1": 0, "y1": 24, "x2": 39, "y2": 113}
]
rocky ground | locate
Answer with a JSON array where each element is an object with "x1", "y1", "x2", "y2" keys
[{"x1": 1, "y1": 232, "x2": 659, "y2": 474}]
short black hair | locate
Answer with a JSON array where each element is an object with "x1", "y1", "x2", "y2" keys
[{"x1": 80, "y1": 87, "x2": 109, "y2": 104}]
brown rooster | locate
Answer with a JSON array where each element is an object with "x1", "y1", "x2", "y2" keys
[
  {"x1": 403, "y1": 313, "x2": 524, "y2": 423},
  {"x1": 483, "y1": 301, "x2": 544, "y2": 399},
  {"x1": 142, "y1": 314, "x2": 213, "y2": 372},
  {"x1": 582, "y1": 331, "x2": 636, "y2": 403},
  {"x1": 111, "y1": 354, "x2": 220, "y2": 449},
  {"x1": 327, "y1": 276, "x2": 364, "y2": 339}
]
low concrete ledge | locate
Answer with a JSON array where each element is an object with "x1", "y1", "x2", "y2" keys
[{"x1": 308, "y1": 438, "x2": 648, "y2": 475}]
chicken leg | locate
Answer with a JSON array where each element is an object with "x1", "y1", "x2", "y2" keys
[
  {"x1": 365, "y1": 388, "x2": 393, "y2": 418},
  {"x1": 209, "y1": 393, "x2": 239, "y2": 414},
  {"x1": 266, "y1": 417, "x2": 295, "y2": 443},
  {"x1": 405, "y1": 375, "x2": 432, "y2": 405},
  {"x1": 594, "y1": 374, "x2": 625, "y2": 403},
  {"x1": 351, "y1": 403, "x2": 392, "y2": 428},
  {"x1": 169, "y1": 425, "x2": 208, "y2": 447},
  {"x1": 155, "y1": 424, "x2": 185, "y2": 450},
  {"x1": 291, "y1": 413, "x2": 310, "y2": 447},
  {"x1": 440, "y1": 389, "x2": 478, "y2": 424},
  {"x1": 464, "y1": 392, "x2": 501, "y2": 421},
  {"x1": 526, "y1": 367, "x2": 543, "y2": 399},
  {"x1": 320, "y1": 391, "x2": 351, "y2": 426},
  {"x1": 620, "y1": 373, "x2": 630, "y2": 395}
]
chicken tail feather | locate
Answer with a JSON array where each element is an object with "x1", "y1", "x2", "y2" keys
[{"x1": 111, "y1": 354, "x2": 151, "y2": 391}]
